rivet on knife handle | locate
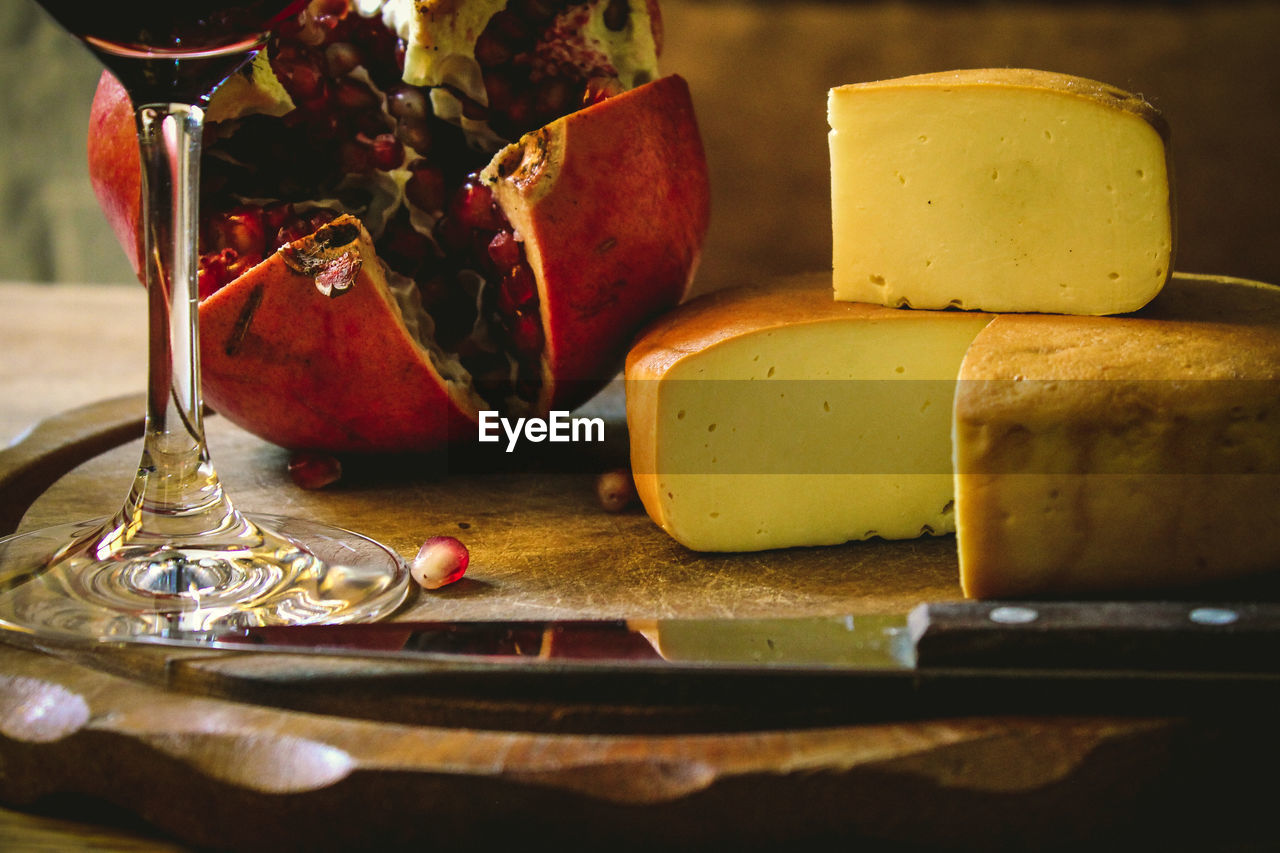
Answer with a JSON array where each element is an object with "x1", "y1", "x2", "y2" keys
[{"x1": 907, "y1": 600, "x2": 1280, "y2": 674}]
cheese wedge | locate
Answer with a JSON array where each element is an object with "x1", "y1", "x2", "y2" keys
[
  {"x1": 828, "y1": 69, "x2": 1174, "y2": 315},
  {"x1": 626, "y1": 274, "x2": 993, "y2": 552},
  {"x1": 955, "y1": 272, "x2": 1280, "y2": 597}
]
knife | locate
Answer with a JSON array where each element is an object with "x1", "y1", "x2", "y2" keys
[{"x1": 22, "y1": 599, "x2": 1260, "y2": 733}]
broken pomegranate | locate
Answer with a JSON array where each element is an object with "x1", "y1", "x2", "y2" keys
[{"x1": 87, "y1": 0, "x2": 709, "y2": 453}]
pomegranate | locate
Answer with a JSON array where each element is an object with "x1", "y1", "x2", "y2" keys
[{"x1": 88, "y1": 0, "x2": 708, "y2": 453}]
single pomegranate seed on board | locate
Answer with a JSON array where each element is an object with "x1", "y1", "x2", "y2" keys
[
  {"x1": 412, "y1": 536, "x2": 469, "y2": 589},
  {"x1": 596, "y1": 467, "x2": 638, "y2": 512},
  {"x1": 287, "y1": 451, "x2": 343, "y2": 490}
]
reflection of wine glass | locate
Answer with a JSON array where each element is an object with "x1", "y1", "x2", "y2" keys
[{"x1": 0, "y1": 1, "x2": 410, "y2": 638}]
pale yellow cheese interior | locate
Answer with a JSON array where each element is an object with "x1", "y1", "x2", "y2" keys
[
  {"x1": 632, "y1": 305, "x2": 992, "y2": 552},
  {"x1": 828, "y1": 69, "x2": 1173, "y2": 315}
]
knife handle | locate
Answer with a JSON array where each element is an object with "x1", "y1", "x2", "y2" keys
[{"x1": 908, "y1": 601, "x2": 1280, "y2": 673}]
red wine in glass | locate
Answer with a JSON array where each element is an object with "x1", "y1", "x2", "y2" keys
[
  {"x1": 36, "y1": 1, "x2": 307, "y2": 102},
  {"x1": 0, "y1": 1, "x2": 410, "y2": 638}
]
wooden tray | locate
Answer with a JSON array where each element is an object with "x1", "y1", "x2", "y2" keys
[{"x1": 0, "y1": 393, "x2": 1275, "y2": 851}]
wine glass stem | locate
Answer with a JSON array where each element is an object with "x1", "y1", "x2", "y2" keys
[{"x1": 117, "y1": 101, "x2": 240, "y2": 541}]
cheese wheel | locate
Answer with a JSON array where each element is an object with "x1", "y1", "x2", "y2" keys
[
  {"x1": 626, "y1": 274, "x2": 992, "y2": 552},
  {"x1": 955, "y1": 272, "x2": 1280, "y2": 597},
  {"x1": 626, "y1": 272, "x2": 1280, "y2": 598},
  {"x1": 828, "y1": 69, "x2": 1174, "y2": 315}
]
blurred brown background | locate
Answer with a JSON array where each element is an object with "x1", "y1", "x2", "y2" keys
[{"x1": 2, "y1": 0, "x2": 1277, "y2": 295}]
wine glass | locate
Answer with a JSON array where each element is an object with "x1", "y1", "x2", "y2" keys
[{"x1": 0, "y1": 1, "x2": 411, "y2": 639}]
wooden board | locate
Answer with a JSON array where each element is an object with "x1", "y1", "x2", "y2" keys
[{"x1": 1, "y1": 392, "x2": 1278, "y2": 850}]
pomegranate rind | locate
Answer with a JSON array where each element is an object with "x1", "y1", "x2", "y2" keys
[
  {"x1": 483, "y1": 74, "x2": 709, "y2": 412},
  {"x1": 87, "y1": 71, "x2": 144, "y2": 280},
  {"x1": 199, "y1": 215, "x2": 484, "y2": 452}
]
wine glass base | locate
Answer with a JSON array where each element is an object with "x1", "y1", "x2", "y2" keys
[{"x1": 0, "y1": 514, "x2": 411, "y2": 640}]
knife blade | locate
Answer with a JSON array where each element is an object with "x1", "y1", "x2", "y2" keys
[
  {"x1": 15, "y1": 600, "x2": 1280, "y2": 733},
  {"x1": 143, "y1": 599, "x2": 1280, "y2": 675}
]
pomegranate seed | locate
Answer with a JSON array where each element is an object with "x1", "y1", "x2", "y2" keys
[
  {"x1": 396, "y1": 119, "x2": 434, "y2": 156},
  {"x1": 206, "y1": 206, "x2": 266, "y2": 262},
  {"x1": 508, "y1": 310, "x2": 545, "y2": 357},
  {"x1": 488, "y1": 10, "x2": 530, "y2": 44},
  {"x1": 487, "y1": 231, "x2": 524, "y2": 272},
  {"x1": 498, "y1": 99, "x2": 533, "y2": 136},
  {"x1": 388, "y1": 86, "x2": 429, "y2": 121},
  {"x1": 273, "y1": 49, "x2": 327, "y2": 100},
  {"x1": 313, "y1": 0, "x2": 349, "y2": 16},
  {"x1": 313, "y1": 12, "x2": 343, "y2": 34},
  {"x1": 596, "y1": 468, "x2": 638, "y2": 512},
  {"x1": 294, "y1": 16, "x2": 327, "y2": 46},
  {"x1": 405, "y1": 162, "x2": 446, "y2": 212},
  {"x1": 338, "y1": 139, "x2": 375, "y2": 174},
  {"x1": 288, "y1": 451, "x2": 343, "y2": 490},
  {"x1": 450, "y1": 181, "x2": 503, "y2": 231},
  {"x1": 412, "y1": 536, "x2": 469, "y2": 589},
  {"x1": 474, "y1": 31, "x2": 512, "y2": 67},
  {"x1": 275, "y1": 210, "x2": 320, "y2": 247},
  {"x1": 378, "y1": 221, "x2": 436, "y2": 277},
  {"x1": 583, "y1": 76, "x2": 624, "y2": 106},
  {"x1": 325, "y1": 42, "x2": 362, "y2": 77},
  {"x1": 497, "y1": 265, "x2": 538, "y2": 316},
  {"x1": 534, "y1": 78, "x2": 573, "y2": 118},
  {"x1": 262, "y1": 201, "x2": 293, "y2": 234},
  {"x1": 198, "y1": 248, "x2": 237, "y2": 299},
  {"x1": 515, "y1": 363, "x2": 542, "y2": 402},
  {"x1": 514, "y1": 0, "x2": 563, "y2": 24},
  {"x1": 369, "y1": 133, "x2": 404, "y2": 170},
  {"x1": 483, "y1": 70, "x2": 515, "y2": 112},
  {"x1": 434, "y1": 215, "x2": 470, "y2": 254},
  {"x1": 415, "y1": 274, "x2": 451, "y2": 310},
  {"x1": 307, "y1": 209, "x2": 338, "y2": 230},
  {"x1": 334, "y1": 79, "x2": 378, "y2": 112}
]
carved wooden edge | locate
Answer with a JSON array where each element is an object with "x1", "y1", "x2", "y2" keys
[
  {"x1": 1, "y1": 639, "x2": 1240, "y2": 851},
  {"x1": 0, "y1": 394, "x2": 144, "y2": 536}
]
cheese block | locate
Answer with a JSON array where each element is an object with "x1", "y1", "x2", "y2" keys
[
  {"x1": 626, "y1": 273, "x2": 993, "y2": 552},
  {"x1": 955, "y1": 272, "x2": 1280, "y2": 598},
  {"x1": 828, "y1": 69, "x2": 1174, "y2": 315},
  {"x1": 627, "y1": 272, "x2": 1280, "y2": 598}
]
